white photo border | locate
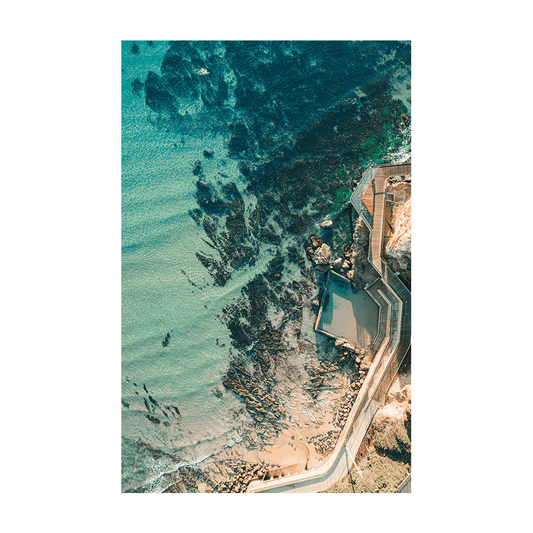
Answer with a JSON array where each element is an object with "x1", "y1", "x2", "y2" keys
[{"x1": 100, "y1": 19, "x2": 431, "y2": 514}]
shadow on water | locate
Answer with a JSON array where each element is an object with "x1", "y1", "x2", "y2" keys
[{"x1": 320, "y1": 227, "x2": 334, "y2": 249}]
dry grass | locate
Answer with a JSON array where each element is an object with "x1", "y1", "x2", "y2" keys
[
  {"x1": 326, "y1": 452, "x2": 410, "y2": 493},
  {"x1": 325, "y1": 405, "x2": 411, "y2": 493}
]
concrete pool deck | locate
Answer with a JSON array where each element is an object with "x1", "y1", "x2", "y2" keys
[{"x1": 315, "y1": 271, "x2": 379, "y2": 351}]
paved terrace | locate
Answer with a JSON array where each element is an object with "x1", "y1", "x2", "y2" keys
[{"x1": 247, "y1": 162, "x2": 411, "y2": 493}]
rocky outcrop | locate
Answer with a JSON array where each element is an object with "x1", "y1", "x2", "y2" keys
[
  {"x1": 314, "y1": 243, "x2": 331, "y2": 265},
  {"x1": 306, "y1": 235, "x2": 332, "y2": 272},
  {"x1": 222, "y1": 364, "x2": 286, "y2": 423},
  {"x1": 345, "y1": 216, "x2": 370, "y2": 268},
  {"x1": 384, "y1": 197, "x2": 411, "y2": 281},
  {"x1": 333, "y1": 385, "x2": 360, "y2": 429},
  {"x1": 163, "y1": 465, "x2": 218, "y2": 493},
  {"x1": 215, "y1": 460, "x2": 273, "y2": 493},
  {"x1": 304, "y1": 215, "x2": 369, "y2": 287},
  {"x1": 310, "y1": 429, "x2": 341, "y2": 455},
  {"x1": 303, "y1": 360, "x2": 340, "y2": 398}
]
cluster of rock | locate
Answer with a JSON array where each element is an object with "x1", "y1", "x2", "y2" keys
[
  {"x1": 333, "y1": 337, "x2": 370, "y2": 384},
  {"x1": 333, "y1": 387, "x2": 360, "y2": 428},
  {"x1": 309, "y1": 429, "x2": 341, "y2": 456},
  {"x1": 333, "y1": 336, "x2": 363, "y2": 364},
  {"x1": 163, "y1": 459, "x2": 274, "y2": 493},
  {"x1": 164, "y1": 465, "x2": 216, "y2": 493},
  {"x1": 215, "y1": 460, "x2": 272, "y2": 493},
  {"x1": 349, "y1": 216, "x2": 371, "y2": 268},
  {"x1": 303, "y1": 360, "x2": 340, "y2": 398},
  {"x1": 388, "y1": 174, "x2": 411, "y2": 184},
  {"x1": 384, "y1": 194, "x2": 411, "y2": 285},
  {"x1": 305, "y1": 235, "x2": 332, "y2": 273},
  {"x1": 305, "y1": 217, "x2": 369, "y2": 288},
  {"x1": 251, "y1": 325, "x2": 283, "y2": 387},
  {"x1": 222, "y1": 365, "x2": 285, "y2": 423},
  {"x1": 329, "y1": 337, "x2": 372, "y2": 428}
]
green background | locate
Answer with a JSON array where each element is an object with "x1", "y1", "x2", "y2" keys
[{"x1": 2, "y1": 0, "x2": 531, "y2": 531}]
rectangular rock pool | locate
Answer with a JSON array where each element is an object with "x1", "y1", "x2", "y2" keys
[{"x1": 316, "y1": 271, "x2": 379, "y2": 350}]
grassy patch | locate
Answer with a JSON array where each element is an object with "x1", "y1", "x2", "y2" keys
[
  {"x1": 326, "y1": 452, "x2": 410, "y2": 493},
  {"x1": 372, "y1": 415, "x2": 411, "y2": 462},
  {"x1": 325, "y1": 408, "x2": 411, "y2": 493}
]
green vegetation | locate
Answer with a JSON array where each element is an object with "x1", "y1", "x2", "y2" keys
[
  {"x1": 358, "y1": 123, "x2": 392, "y2": 167},
  {"x1": 372, "y1": 415, "x2": 411, "y2": 461},
  {"x1": 399, "y1": 101, "x2": 409, "y2": 115},
  {"x1": 358, "y1": 124, "x2": 410, "y2": 168},
  {"x1": 325, "y1": 410, "x2": 411, "y2": 493},
  {"x1": 122, "y1": 400, "x2": 130, "y2": 409},
  {"x1": 358, "y1": 108, "x2": 411, "y2": 168},
  {"x1": 328, "y1": 186, "x2": 351, "y2": 218},
  {"x1": 326, "y1": 452, "x2": 410, "y2": 493}
]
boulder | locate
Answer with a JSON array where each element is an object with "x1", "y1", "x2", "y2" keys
[
  {"x1": 310, "y1": 236, "x2": 322, "y2": 248},
  {"x1": 332, "y1": 257, "x2": 343, "y2": 271},
  {"x1": 314, "y1": 243, "x2": 331, "y2": 265},
  {"x1": 346, "y1": 270, "x2": 355, "y2": 281},
  {"x1": 340, "y1": 341, "x2": 356, "y2": 352},
  {"x1": 320, "y1": 219, "x2": 333, "y2": 228}
]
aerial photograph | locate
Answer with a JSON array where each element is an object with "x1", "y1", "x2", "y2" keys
[{"x1": 121, "y1": 40, "x2": 411, "y2": 493}]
